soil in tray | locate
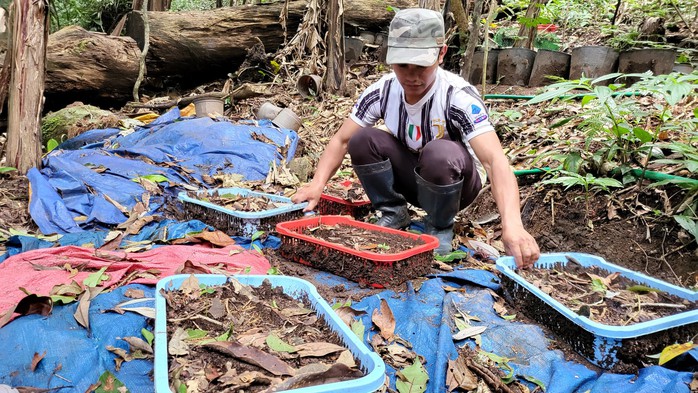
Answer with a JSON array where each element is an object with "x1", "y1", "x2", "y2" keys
[
  {"x1": 188, "y1": 191, "x2": 290, "y2": 212},
  {"x1": 301, "y1": 223, "x2": 424, "y2": 254},
  {"x1": 517, "y1": 256, "x2": 697, "y2": 325},
  {"x1": 163, "y1": 277, "x2": 364, "y2": 392}
]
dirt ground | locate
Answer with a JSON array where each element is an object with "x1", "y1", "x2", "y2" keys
[{"x1": 463, "y1": 182, "x2": 698, "y2": 288}]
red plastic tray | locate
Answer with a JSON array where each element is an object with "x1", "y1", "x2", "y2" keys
[
  {"x1": 276, "y1": 215, "x2": 439, "y2": 288},
  {"x1": 317, "y1": 180, "x2": 372, "y2": 218},
  {"x1": 317, "y1": 193, "x2": 372, "y2": 218}
]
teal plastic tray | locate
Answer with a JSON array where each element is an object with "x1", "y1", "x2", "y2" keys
[
  {"x1": 155, "y1": 274, "x2": 386, "y2": 392},
  {"x1": 178, "y1": 187, "x2": 308, "y2": 237},
  {"x1": 496, "y1": 252, "x2": 698, "y2": 369}
]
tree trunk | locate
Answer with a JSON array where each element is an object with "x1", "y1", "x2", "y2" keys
[
  {"x1": 418, "y1": 0, "x2": 441, "y2": 10},
  {"x1": 460, "y1": 0, "x2": 484, "y2": 78},
  {"x1": 124, "y1": 0, "x2": 417, "y2": 80},
  {"x1": 450, "y1": 0, "x2": 469, "y2": 51},
  {"x1": 6, "y1": 0, "x2": 49, "y2": 174},
  {"x1": 45, "y1": 26, "x2": 141, "y2": 99},
  {"x1": 514, "y1": 0, "x2": 546, "y2": 49},
  {"x1": 325, "y1": 0, "x2": 345, "y2": 95}
]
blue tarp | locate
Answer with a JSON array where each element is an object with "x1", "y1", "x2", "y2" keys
[
  {"x1": 27, "y1": 109, "x2": 299, "y2": 235},
  {"x1": 0, "y1": 270, "x2": 693, "y2": 392},
  {"x1": 0, "y1": 111, "x2": 694, "y2": 392}
]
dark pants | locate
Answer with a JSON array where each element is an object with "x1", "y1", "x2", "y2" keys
[{"x1": 347, "y1": 127, "x2": 482, "y2": 209}]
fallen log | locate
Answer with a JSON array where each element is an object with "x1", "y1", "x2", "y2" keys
[
  {"x1": 124, "y1": 0, "x2": 416, "y2": 80},
  {"x1": 45, "y1": 25, "x2": 140, "y2": 98}
]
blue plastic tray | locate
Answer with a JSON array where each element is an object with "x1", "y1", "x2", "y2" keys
[
  {"x1": 178, "y1": 187, "x2": 308, "y2": 237},
  {"x1": 155, "y1": 274, "x2": 386, "y2": 393},
  {"x1": 496, "y1": 252, "x2": 698, "y2": 369}
]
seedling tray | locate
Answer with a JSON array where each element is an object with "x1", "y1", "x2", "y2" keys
[
  {"x1": 155, "y1": 274, "x2": 386, "y2": 393},
  {"x1": 496, "y1": 252, "x2": 698, "y2": 370},
  {"x1": 317, "y1": 194, "x2": 372, "y2": 218},
  {"x1": 178, "y1": 187, "x2": 307, "y2": 237},
  {"x1": 317, "y1": 180, "x2": 372, "y2": 218},
  {"x1": 276, "y1": 215, "x2": 439, "y2": 288}
]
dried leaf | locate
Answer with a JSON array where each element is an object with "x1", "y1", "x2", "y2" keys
[
  {"x1": 50, "y1": 280, "x2": 83, "y2": 297},
  {"x1": 452, "y1": 325, "x2": 487, "y2": 341},
  {"x1": 175, "y1": 260, "x2": 212, "y2": 275},
  {"x1": 219, "y1": 370, "x2": 280, "y2": 388},
  {"x1": 295, "y1": 342, "x2": 345, "y2": 357},
  {"x1": 334, "y1": 306, "x2": 366, "y2": 327},
  {"x1": 467, "y1": 240, "x2": 500, "y2": 259},
  {"x1": 122, "y1": 336, "x2": 153, "y2": 354},
  {"x1": 278, "y1": 306, "x2": 314, "y2": 318},
  {"x1": 15, "y1": 294, "x2": 53, "y2": 317},
  {"x1": 371, "y1": 299, "x2": 395, "y2": 341},
  {"x1": 237, "y1": 329, "x2": 268, "y2": 348},
  {"x1": 30, "y1": 351, "x2": 46, "y2": 372},
  {"x1": 180, "y1": 274, "x2": 201, "y2": 299},
  {"x1": 336, "y1": 350, "x2": 357, "y2": 368},
  {"x1": 74, "y1": 286, "x2": 104, "y2": 329},
  {"x1": 108, "y1": 298, "x2": 155, "y2": 318},
  {"x1": 117, "y1": 307, "x2": 155, "y2": 319},
  {"x1": 267, "y1": 363, "x2": 363, "y2": 392},
  {"x1": 446, "y1": 356, "x2": 478, "y2": 392},
  {"x1": 124, "y1": 289, "x2": 145, "y2": 299},
  {"x1": 204, "y1": 340, "x2": 294, "y2": 376},
  {"x1": 193, "y1": 230, "x2": 236, "y2": 247},
  {"x1": 168, "y1": 328, "x2": 190, "y2": 356},
  {"x1": 381, "y1": 344, "x2": 416, "y2": 368},
  {"x1": 208, "y1": 297, "x2": 226, "y2": 319}
]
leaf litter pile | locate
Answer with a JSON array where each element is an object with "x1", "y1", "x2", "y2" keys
[
  {"x1": 187, "y1": 191, "x2": 290, "y2": 212},
  {"x1": 517, "y1": 256, "x2": 697, "y2": 325},
  {"x1": 322, "y1": 179, "x2": 369, "y2": 203},
  {"x1": 162, "y1": 275, "x2": 364, "y2": 392},
  {"x1": 302, "y1": 224, "x2": 423, "y2": 254}
]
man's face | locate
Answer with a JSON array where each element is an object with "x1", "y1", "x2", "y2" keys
[{"x1": 391, "y1": 46, "x2": 446, "y2": 102}]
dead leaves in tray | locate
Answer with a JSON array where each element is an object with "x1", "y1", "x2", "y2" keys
[
  {"x1": 164, "y1": 275, "x2": 365, "y2": 392},
  {"x1": 323, "y1": 178, "x2": 369, "y2": 203},
  {"x1": 518, "y1": 256, "x2": 695, "y2": 325},
  {"x1": 304, "y1": 224, "x2": 421, "y2": 254},
  {"x1": 192, "y1": 192, "x2": 290, "y2": 212}
]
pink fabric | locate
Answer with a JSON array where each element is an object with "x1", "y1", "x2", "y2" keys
[{"x1": 0, "y1": 245, "x2": 270, "y2": 316}]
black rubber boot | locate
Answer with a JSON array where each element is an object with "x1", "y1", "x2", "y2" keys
[
  {"x1": 416, "y1": 172, "x2": 463, "y2": 255},
  {"x1": 353, "y1": 159, "x2": 411, "y2": 229}
]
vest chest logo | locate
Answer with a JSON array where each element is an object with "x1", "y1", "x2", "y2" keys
[{"x1": 407, "y1": 124, "x2": 422, "y2": 142}]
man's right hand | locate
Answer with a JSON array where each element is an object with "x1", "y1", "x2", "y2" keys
[{"x1": 291, "y1": 181, "x2": 325, "y2": 212}]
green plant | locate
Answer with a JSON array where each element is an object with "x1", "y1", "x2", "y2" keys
[
  {"x1": 46, "y1": 139, "x2": 59, "y2": 153},
  {"x1": 541, "y1": 170, "x2": 623, "y2": 215},
  {"x1": 50, "y1": 0, "x2": 131, "y2": 33},
  {"x1": 533, "y1": 32, "x2": 561, "y2": 51},
  {"x1": 492, "y1": 26, "x2": 521, "y2": 48},
  {"x1": 541, "y1": 0, "x2": 613, "y2": 28},
  {"x1": 528, "y1": 73, "x2": 698, "y2": 178},
  {"x1": 170, "y1": 0, "x2": 218, "y2": 11}
]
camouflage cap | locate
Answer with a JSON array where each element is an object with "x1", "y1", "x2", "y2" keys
[{"x1": 386, "y1": 8, "x2": 445, "y2": 67}]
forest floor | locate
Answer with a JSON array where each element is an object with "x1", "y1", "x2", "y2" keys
[{"x1": 0, "y1": 13, "x2": 696, "y2": 319}]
